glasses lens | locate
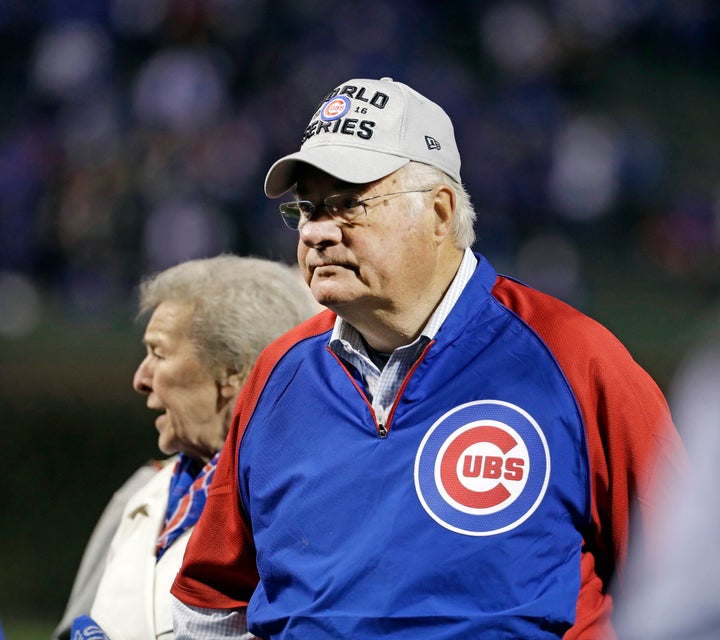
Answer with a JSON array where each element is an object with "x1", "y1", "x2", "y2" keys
[
  {"x1": 279, "y1": 195, "x2": 365, "y2": 230},
  {"x1": 278, "y1": 202, "x2": 302, "y2": 229},
  {"x1": 325, "y1": 194, "x2": 363, "y2": 221},
  {"x1": 279, "y1": 201, "x2": 317, "y2": 230}
]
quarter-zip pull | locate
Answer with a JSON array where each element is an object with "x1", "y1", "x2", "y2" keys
[{"x1": 374, "y1": 405, "x2": 389, "y2": 438}]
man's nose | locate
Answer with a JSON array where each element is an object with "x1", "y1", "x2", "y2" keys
[{"x1": 299, "y1": 214, "x2": 344, "y2": 246}]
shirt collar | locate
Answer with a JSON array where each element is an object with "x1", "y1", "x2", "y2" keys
[{"x1": 331, "y1": 247, "x2": 478, "y2": 347}]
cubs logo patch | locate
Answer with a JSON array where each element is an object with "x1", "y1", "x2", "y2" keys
[
  {"x1": 414, "y1": 400, "x2": 550, "y2": 536},
  {"x1": 320, "y1": 95, "x2": 351, "y2": 121}
]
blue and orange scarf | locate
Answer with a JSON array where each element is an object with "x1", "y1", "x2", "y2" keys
[{"x1": 155, "y1": 451, "x2": 220, "y2": 561}]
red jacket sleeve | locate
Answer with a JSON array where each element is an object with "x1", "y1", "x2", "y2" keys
[
  {"x1": 492, "y1": 276, "x2": 687, "y2": 640},
  {"x1": 171, "y1": 311, "x2": 336, "y2": 609}
]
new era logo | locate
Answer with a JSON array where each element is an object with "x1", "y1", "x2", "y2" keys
[{"x1": 425, "y1": 136, "x2": 441, "y2": 151}]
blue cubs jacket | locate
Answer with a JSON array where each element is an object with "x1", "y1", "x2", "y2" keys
[{"x1": 172, "y1": 253, "x2": 683, "y2": 639}]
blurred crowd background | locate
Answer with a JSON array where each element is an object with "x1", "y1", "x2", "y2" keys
[{"x1": 1, "y1": 0, "x2": 719, "y2": 629}]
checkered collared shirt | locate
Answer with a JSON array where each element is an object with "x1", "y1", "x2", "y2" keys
[{"x1": 328, "y1": 248, "x2": 478, "y2": 434}]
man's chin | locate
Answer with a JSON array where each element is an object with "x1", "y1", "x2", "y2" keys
[
  {"x1": 311, "y1": 278, "x2": 360, "y2": 308},
  {"x1": 312, "y1": 292, "x2": 355, "y2": 312}
]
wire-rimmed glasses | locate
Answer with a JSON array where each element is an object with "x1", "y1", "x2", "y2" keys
[{"x1": 278, "y1": 189, "x2": 433, "y2": 230}]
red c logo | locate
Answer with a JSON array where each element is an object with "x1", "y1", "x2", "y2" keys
[{"x1": 439, "y1": 424, "x2": 527, "y2": 510}]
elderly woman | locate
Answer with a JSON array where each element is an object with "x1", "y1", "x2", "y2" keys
[{"x1": 64, "y1": 254, "x2": 318, "y2": 640}]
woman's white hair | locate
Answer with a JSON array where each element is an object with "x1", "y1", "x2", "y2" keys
[
  {"x1": 396, "y1": 161, "x2": 476, "y2": 249},
  {"x1": 138, "y1": 254, "x2": 318, "y2": 381}
]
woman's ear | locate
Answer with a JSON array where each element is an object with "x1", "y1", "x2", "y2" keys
[{"x1": 218, "y1": 369, "x2": 246, "y2": 400}]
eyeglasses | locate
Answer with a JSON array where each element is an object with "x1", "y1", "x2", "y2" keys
[{"x1": 278, "y1": 189, "x2": 433, "y2": 230}]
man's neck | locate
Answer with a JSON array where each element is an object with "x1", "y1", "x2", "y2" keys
[
  {"x1": 361, "y1": 336, "x2": 392, "y2": 370},
  {"x1": 341, "y1": 248, "x2": 465, "y2": 353}
]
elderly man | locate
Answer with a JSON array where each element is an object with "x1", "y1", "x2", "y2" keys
[{"x1": 170, "y1": 78, "x2": 686, "y2": 639}]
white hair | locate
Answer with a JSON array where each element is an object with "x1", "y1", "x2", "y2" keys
[
  {"x1": 395, "y1": 162, "x2": 476, "y2": 249},
  {"x1": 138, "y1": 254, "x2": 318, "y2": 380}
]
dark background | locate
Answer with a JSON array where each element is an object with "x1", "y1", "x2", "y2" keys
[{"x1": 1, "y1": 0, "x2": 719, "y2": 626}]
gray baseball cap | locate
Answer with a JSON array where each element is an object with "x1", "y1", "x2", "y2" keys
[{"x1": 264, "y1": 77, "x2": 461, "y2": 198}]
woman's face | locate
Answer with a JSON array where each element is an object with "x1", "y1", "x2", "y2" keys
[{"x1": 132, "y1": 300, "x2": 229, "y2": 462}]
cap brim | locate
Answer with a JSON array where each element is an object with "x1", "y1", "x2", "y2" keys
[{"x1": 264, "y1": 146, "x2": 410, "y2": 198}]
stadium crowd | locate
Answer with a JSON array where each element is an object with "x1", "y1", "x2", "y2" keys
[{"x1": 0, "y1": 0, "x2": 718, "y2": 338}]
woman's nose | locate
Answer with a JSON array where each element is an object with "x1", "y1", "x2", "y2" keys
[{"x1": 132, "y1": 356, "x2": 152, "y2": 394}]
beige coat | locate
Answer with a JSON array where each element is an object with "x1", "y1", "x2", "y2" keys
[
  {"x1": 53, "y1": 463, "x2": 160, "y2": 640},
  {"x1": 91, "y1": 457, "x2": 191, "y2": 640}
]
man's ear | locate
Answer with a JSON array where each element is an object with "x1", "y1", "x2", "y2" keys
[{"x1": 433, "y1": 185, "x2": 455, "y2": 243}]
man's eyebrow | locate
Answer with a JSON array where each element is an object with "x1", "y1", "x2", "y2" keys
[{"x1": 296, "y1": 181, "x2": 359, "y2": 199}]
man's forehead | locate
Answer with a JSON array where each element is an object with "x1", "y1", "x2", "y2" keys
[{"x1": 295, "y1": 165, "x2": 357, "y2": 195}]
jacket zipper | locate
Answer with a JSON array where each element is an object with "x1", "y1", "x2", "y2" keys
[{"x1": 327, "y1": 340, "x2": 435, "y2": 439}]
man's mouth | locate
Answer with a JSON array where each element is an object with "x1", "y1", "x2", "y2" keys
[{"x1": 312, "y1": 262, "x2": 356, "y2": 275}]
